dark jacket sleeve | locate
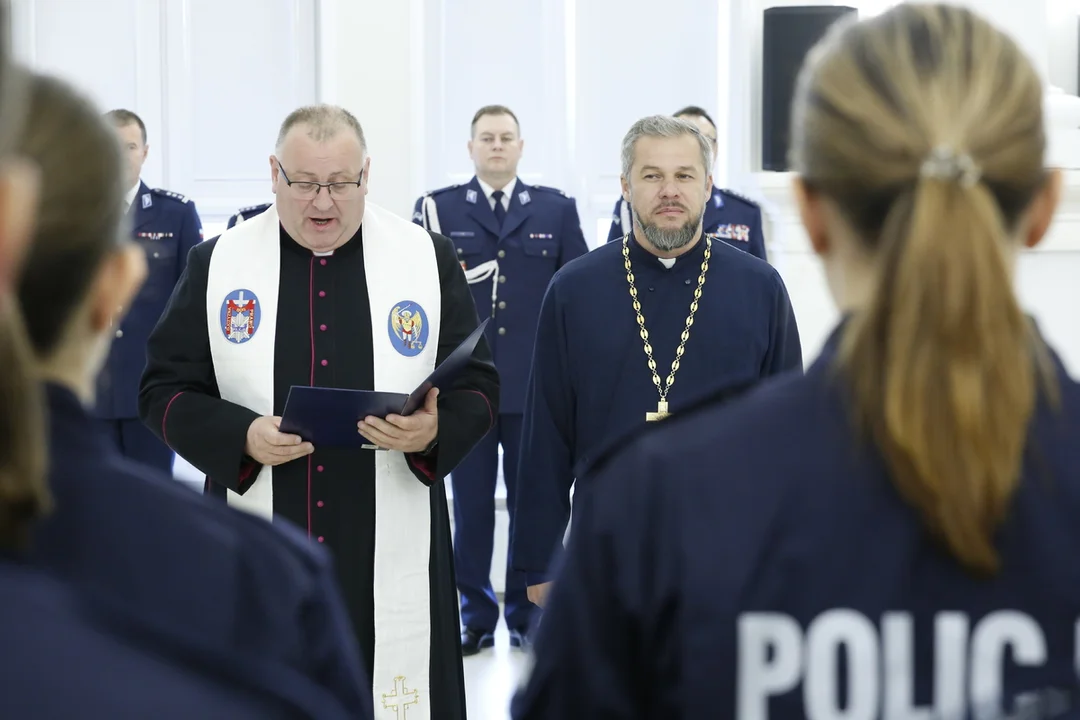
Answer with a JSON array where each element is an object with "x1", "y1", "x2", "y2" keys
[
  {"x1": 748, "y1": 206, "x2": 768, "y2": 262},
  {"x1": 509, "y1": 278, "x2": 576, "y2": 585},
  {"x1": 559, "y1": 199, "x2": 589, "y2": 268},
  {"x1": 761, "y1": 271, "x2": 803, "y2": 377},
  {"x1": 411, "y1": 196, "x2": 425, "y2": 228},
  {"x1": 404, "y1": 231, "x2": 499, "y2": 486},
  {"x1": 138, "y1": 240, "x2": 263, "y2": 492},
  {"x1": 605, "y1": 198, "x2": 625, "y2": 244},
  {"x1": 176, "y1": 200, "x2": 203, "y2": 280}
]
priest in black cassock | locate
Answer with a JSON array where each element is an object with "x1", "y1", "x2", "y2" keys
[
  {"x1": 510, "y1": 115, "x2": 803, "y2": 608},
  {"x1": 139, "y1": 104, "x2": 499, "y2": 720}
]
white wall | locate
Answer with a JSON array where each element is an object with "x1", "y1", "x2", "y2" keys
[
  {"x1": 14, "y1": 0, "x2": 1080, "y2": 592},
  {"x1": 748, "y1": 2, "x2": 1080, "y2": 375},
  {"x1": 319, "y1": 0, "x2": 426, "y2": 221},
  {"x1": 11, "y1": 0, "x2": 317, "y2": 231}
]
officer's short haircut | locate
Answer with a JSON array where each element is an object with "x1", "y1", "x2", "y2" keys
[
  {"x1": 275, "y1": 105, "x2": 366, "y2": 156},
  {"x1": 104, "y1": 109, "x2": 147, "y2": 145},
  {"x1": 471, "y1": 105, "x2": 519, "y2": 137},
  {"x1": 672, "y1": 105, "x2": 716, "y2": 131}
]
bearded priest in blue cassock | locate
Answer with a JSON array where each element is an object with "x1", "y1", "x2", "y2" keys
[
  {"x1": 139, "y1": 105, "x2": 499, "y2": 720},
  {"x1": 510, "y1": 115, "x2": 803, "y2": 609}
]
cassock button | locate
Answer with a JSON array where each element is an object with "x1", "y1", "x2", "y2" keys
[
  {"x1": 317, "y1": 500, "x2": 324, "y2": 507},
  {"x1": 648, "y1": 287, "x2": 655, "y2": 292},
  {"x1": 115, "y1": 330, "x2": 123, "y2": 338},
  {"x1": 457, "y1": 248, "x2": 463, "y2": 255},
  {"x1": 499, "y1": 275, "x2": 506, "y2": 284},
  {"x1": 498, "y1": 301, "x2": 506, "y2": 310},
  {"x1": 321, "y1": 359, "x2": 328, "y2": 367},
  {"x1": 498, "y1": 327, "x2": 506, "y2": 335},
  {"x1": 318, "y1": 290, "x2": 326, "y2": 298},
  {"x1": 542, "y1": 249, "x2": 548, "y2": 256},
  {"x1": 685, "y1": 278, "x2": 692, "y2": 285},
  {"x1": 320, "y1": 259, "x2": 327, "y2": 266},
  {"x1": 320, "y1": 324, "x2": 327, "y2": 331},
  {"x1": 497, "y1": 250, "x2": 506, "y2": 258},
  {"x1": 153, "y1": 252, "x2": 160, "y2": 258},
  {"x1": 317, "y1": 536, "x2": 325, "y2": 543},
  {"x1": 317, "y1": 465, "x2": 324, "y2": 472}
]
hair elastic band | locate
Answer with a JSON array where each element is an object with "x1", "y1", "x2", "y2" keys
[{"x1": 920, "y1": 145, "x2": 982, "y2": 188}]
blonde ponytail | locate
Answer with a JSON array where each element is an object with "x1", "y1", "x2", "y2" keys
[
  {"x1": 841, "y1": 171, "x2": 1047, "y2": 574},
  {"x1": 790, "y1": 3, "x2": 1056, "y2": 575},
  {"x1": 0, "y1": 298, "x2": 48, "y2": 550}
]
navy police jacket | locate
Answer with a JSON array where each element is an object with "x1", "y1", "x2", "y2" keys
[
  {"x1": 31, "y1": 382, "x2": 372, "y2": 718},
  {"x1": 413, "y1": 176, "x2": 589, "y2": 413},
  {"x1": 0, "y1": 562, "x2": 359, "y2": 719},
  {"x1": 95, "y1": 181, "x2": 203, "y2": 419},
  {"x1": 606, "y1": 187, "x2": 768, "y2": 261},
  {"x1": 513, "y1": 322, "x2": 1080, "y2": 719},
  {"x1": 227, "y1": 202, "x2": 272, "y2": 229}
]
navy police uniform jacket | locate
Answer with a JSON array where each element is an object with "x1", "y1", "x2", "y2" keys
[
  {"x1": 509, "y1": 235, "x2": 802, "y2": 585},
  {"x1": 513, "y1": 322, "x2": 1080, "y2": 719},
  {"x1": 227, "y1": 202, "x2": 272, "y2": 229},
  {"x1": 30, "y1": 382, "x2": 372, "y2": 719},
  {"x1": 96, "y1": 181, "x2": 203, "y2": 419},
  {"x1": 606, "y1": 187, "x2": 768, "y2": 261},
  {"x1": 0, "y1": 563, "x2": 360, "y2": 719},
  {"x1": 413, "y1": 176, "x2": 589, "y2": 413}
]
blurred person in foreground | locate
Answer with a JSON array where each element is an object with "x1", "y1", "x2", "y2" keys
[
  {"x1": 512, "y1": 4, "x2": 1080, "y2": 718},
  {"x1": 12, "y1": 71, "x2": 371, "y2": 719}
]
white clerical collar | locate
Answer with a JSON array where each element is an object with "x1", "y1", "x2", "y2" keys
[
  {"x1": 123, "y1": 180, "x2": 141, "y2": 212},
  {"x1": 657, "y1": 257, "x2": 676, "y2": 269},
  {"x1": 476, "y1": 176, "x2": 517, "y2": 204}
]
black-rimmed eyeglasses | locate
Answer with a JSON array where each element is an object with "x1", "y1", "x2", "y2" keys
[{"x1": 278, "y1": 164, "x2": 364, "y2": 200}]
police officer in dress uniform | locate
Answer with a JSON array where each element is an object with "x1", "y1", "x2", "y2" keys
[
  {"x1": 227, "y1": 202, "x2": 272, "y2": 229},
  {"x1": 413, "y1": 104, "x2": 589, "y2": 655},
  {"x1": 606, "y1": 106, "x2": 768, "y2": 261},
  {"x1": 96, "y1": 109, "x2": 203, "y2": 475}
]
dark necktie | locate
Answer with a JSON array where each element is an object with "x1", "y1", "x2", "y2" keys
[{"x1": 492, "y1": 190, "x2": 507, "y2": 229}]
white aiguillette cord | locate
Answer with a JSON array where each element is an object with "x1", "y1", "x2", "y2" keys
[{"x1": 464, "y1": 259, "x2": 499, "y2": 319}]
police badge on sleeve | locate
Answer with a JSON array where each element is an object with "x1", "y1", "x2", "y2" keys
[{"x1": 220, "y1": 289, "x2": 261, "y2": 343}]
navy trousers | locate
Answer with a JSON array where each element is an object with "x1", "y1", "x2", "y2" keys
[
  {"x1": 100, "y1": 418, "x2": 175, "y2": 475},
  {"x1": 451, "y1": 413, "x2": 530, "y2": 633}
]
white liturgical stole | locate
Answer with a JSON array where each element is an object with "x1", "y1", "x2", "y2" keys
[{"x1": 205, "y1": 202, "x2": 440, "y2": 720}]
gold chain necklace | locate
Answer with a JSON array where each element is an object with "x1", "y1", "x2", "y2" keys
[{"x1": 622, "y1": 233, "x2": 712, "y2": 421}]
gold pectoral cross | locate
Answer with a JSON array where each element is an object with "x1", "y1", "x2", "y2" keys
[{"x1": 646, "y1": 400, "x2": 671, "y2": 422}]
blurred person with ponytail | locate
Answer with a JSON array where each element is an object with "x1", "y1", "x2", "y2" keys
[
  {"x1": 512, "y1": 4, "x2": 1080, "y2": 719},
  {"x1": 8, "y1": 70, "x2": 371, "y2": 719},
  {"x1": 0, "y1": 2, "x2": 353, "y2": 717}
]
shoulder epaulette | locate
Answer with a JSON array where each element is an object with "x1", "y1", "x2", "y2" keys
[
  {"x1": 151, "y1": 187, "x2": 190, "y2": 203},
  {"x1": 237, "y1": 202, "x2": 271, "y2": 214},
  {"x1": 530, "y1": 184, "x2": 570, "y2": 198},
  {"x1": 718, "y1": 188, "x2": 760, "y2": 208},
  {"x1": 424, "y1": 184, "x2": 461, "y2": 198}
]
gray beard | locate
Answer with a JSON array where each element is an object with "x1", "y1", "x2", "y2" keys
[{"x1": 633, "y1": 209, "x2": 702, "y2": 252}]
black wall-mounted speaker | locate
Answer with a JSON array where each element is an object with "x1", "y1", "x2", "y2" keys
[{"x1": 762, "y1": 5, "x2": 857, "y2": 171}]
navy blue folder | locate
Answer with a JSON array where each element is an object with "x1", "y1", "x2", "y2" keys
[{"x1": 279, "y1": 319, "x2": 489, "y2": 449}]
